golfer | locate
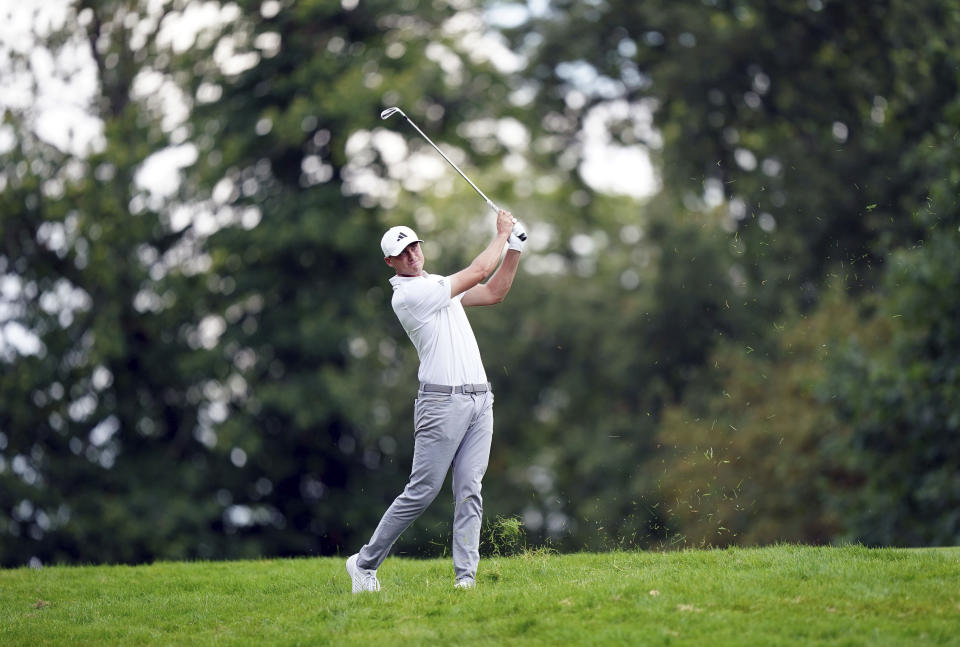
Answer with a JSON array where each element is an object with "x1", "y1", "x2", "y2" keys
[{"x1": 346, "y1": 209, "x2": 523, "y2": 592}]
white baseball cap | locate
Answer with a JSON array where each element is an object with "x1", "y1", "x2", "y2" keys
[{"x1": 380, "y1": 225, "x2": 424, "y2": 257}]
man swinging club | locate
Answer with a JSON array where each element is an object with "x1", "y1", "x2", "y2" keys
[{"x1": 346, "y1": 208, "x2": 524, "y2": 592}]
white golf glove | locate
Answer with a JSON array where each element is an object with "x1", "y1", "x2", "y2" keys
[{"x1": 508, "y1": 220, "x2": 526, "y2": 252}]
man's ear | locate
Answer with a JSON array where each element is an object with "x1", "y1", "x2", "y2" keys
[{"x1": 384, "y1": 256, "x2": 394, "y2": 268}]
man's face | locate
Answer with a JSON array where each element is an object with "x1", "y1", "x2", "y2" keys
[{"x1": 386, "y1": 241, "x2": 424, "y2": 276}]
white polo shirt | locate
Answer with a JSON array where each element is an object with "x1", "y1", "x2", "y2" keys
[{"x1": 388, "y1": 273, "x2": 487, "y2": 386}]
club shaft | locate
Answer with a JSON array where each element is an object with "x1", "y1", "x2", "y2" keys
[{"x1": 400, "y1": 114, "x2": 500, "y2": 214}]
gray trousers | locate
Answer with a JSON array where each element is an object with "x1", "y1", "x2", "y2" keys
[{"x1": 357, "y1": 389, "x2": 494, "y2": 581}]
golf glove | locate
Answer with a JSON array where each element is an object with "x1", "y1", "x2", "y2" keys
[{"x1": 508, "y1": 221, "x2": 526, "y2": 252}]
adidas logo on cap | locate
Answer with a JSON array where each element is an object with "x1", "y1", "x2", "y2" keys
[{"x1": 381, "y1": 225, "x2": 423, "y2": 257}]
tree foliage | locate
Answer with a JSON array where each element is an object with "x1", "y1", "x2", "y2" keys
[
  {"x1": 0, "y1": 0, "x2": 231, "y2": 564},
  {"x1": 516, "y1": 0, "x2": 960, "y2": 307},
  {"x1": 655, "y1": 286, "x2": 881, "y2": 547},
  {"x1": 822, "y1": 174, "x2": 960, "y2": 546},
  {"x1": 514, "y1": 0, "x2": 960, "y2": 548}
]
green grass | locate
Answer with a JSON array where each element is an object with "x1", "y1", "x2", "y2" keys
[{"x1": 2, "y1": 545, "x2": 958, "y2": 646}]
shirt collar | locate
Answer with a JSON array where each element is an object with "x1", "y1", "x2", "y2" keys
[{"x1": 389, "y1": 273, "x2": 428, "y2": 287}]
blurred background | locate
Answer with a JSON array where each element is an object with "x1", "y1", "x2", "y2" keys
[{"x1": 1, "y1": 0, "x2": 958, "y2": 568}]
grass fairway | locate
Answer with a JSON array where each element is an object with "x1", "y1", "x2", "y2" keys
[{"x1": 1, "y1": 545, "x2": 958, "y2": 646}]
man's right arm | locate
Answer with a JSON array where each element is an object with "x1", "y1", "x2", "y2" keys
[{"x1": 448, "y1": 209, "x2": 514, "y2": 298}]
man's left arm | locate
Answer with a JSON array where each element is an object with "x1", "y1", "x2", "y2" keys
[{"x1": 461, "y1": 240, "x2": 522, "y2": 307}]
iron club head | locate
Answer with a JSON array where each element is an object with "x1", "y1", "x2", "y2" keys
[{"x1": 380, "y1": 107, "x2": 403, "y2": 120}]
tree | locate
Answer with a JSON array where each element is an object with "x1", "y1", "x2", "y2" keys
[
  {"x1": 509, "y1": 0, "x2": 960, "y2": 311},
  {"x1": 0, "y1": 0, "x2": 235, "y2": 565},
  {"x1": 823, "y1": 168, "x2": 960, "y2": 546},
  {"x1": 654, "y1": 285, "x2": 881, "y2": 547}
]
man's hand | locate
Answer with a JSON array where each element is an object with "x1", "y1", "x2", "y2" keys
[{"x1": 496, "y1": 209, "x2": 515, "y2": 238}]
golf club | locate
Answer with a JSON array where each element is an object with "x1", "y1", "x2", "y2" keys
[{"x1": 380, "y1": 106, "x2": 526, "y2": 241}]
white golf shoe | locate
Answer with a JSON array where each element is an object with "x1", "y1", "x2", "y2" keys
[
  {"x1": 346, "y1": 554, "x2": 381, "y2": 593},
  {"x1": 454, "y1": 577, "x2": 475, "y2": 590}
]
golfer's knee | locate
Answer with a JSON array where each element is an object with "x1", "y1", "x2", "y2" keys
[{"x1": 404, "y1": 479, "x2": 442, "y2": 508}]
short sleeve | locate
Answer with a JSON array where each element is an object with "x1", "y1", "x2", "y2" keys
[{"x1": 397, "y1": 275, "x2": 451, "y2": 323}]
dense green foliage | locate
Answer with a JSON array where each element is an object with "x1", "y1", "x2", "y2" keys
[
  {"x1": 1, "y1": 0, "x2": 958, "y2": 566},
  {"x1": 2, "y1": 547, "x2": 958, "y2": 646},
  {"x1": 515, "y1": 0, "x2": 960, "y2": 548},
  {"x1": 0, "y1": 2, "x2": 228, "y2": 563},
  {"x1": 824, "y1": 201, "x2": 960, "y2": 546},
  {"x1": 656, "y1": 287, "x2": 865, "y2": 547}
]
